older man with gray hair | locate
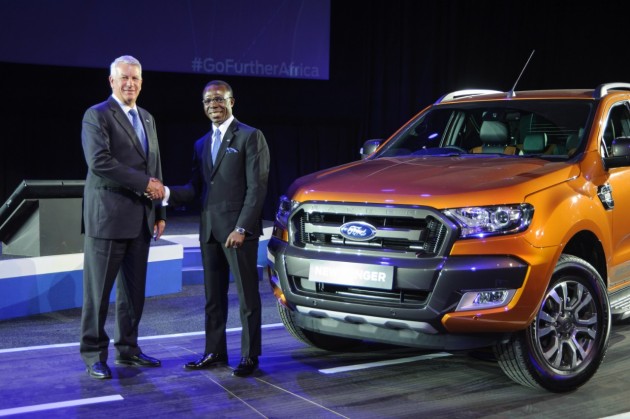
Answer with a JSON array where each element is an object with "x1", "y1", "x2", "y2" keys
[{"x1": 79, "y1": 55, "x2": 166, "y2": 379}]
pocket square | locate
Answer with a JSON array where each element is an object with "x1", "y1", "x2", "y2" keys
[{"x1": 226, "y1": 147, "x2": 239, "y2": 154}]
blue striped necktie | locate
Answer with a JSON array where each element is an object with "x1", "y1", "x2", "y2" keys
[
  {"x1": 129, "y1": 109, "x2": 148, "y2": 154},
  {"x1": 212, "y1": 129, "x2": 221, "y2": 164}
]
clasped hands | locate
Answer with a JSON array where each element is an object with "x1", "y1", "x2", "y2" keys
[{"x1": 145, "y1": 177, "x2": 165, "y2": 200}]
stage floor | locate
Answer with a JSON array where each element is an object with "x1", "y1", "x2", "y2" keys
[
  {"x1": 2, "y1": 280, "x2": 630, "y2": 418},
  {"x1": 2, "y1": 215, "x2": 630, "y2": 417}
]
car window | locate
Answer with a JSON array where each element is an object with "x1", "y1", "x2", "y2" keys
[
  {"x1": 377, "y1": 100, "x2": 593, "y2": 159},
  {"x1": 602, "y1": 102, "x2": 630, "y2": 157}
]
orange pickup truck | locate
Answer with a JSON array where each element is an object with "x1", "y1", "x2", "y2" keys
[{"x1": 267, "y1": 83, "x2": 630, "y2": 392}]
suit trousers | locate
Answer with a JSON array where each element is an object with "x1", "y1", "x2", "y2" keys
[
  {"x1": 80, "y1": 231, "x2": 151, "y2": 365},
  {"x1": 200, "y1": 234, "x2": 262, "y2": 358}
]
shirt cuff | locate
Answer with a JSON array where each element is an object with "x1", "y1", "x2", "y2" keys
[{"x1": 162, "y1": 186, "x2": 170, "y2": 206}]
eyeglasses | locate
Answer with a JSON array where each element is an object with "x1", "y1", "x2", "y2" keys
[{"x1": 202, "y1": 97, "x2": 231, "y2": 106}]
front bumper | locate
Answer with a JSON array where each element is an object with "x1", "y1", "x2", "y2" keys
[{"x1": 268, "y1": 235, "x2": 533, "y2": 348}]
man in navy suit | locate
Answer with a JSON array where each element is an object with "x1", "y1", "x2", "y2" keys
[
  {"x1": 168, "y1": 80, "x2": 270, "y2": 377},
  {"x1": 80, "y1": 55, "x2": 166, "y2": 379}
]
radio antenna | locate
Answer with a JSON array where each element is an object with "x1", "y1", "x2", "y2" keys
[{"x1": 508, "y1": 50, "x2": 535, "y2": 98}]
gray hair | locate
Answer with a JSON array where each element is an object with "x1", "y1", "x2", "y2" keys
[{"x1": 110, "y1": 55, "x2": 142, "y2": 76}]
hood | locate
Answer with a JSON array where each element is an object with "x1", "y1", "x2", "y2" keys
[{"x1": 287, "y1": 155, "x2": 580, "y2": 208}]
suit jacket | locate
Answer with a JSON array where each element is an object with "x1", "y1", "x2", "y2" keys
[
  {"x1": 170, "y1": 118, "x2": 270, "y2": 242},
  {"x1": 81, "y1": 96, "x2": 166, "y2": 239}
]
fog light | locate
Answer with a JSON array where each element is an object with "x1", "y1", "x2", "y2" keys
[{"x1": 456, "y1": 289, "x2": 516, "y2": 311}]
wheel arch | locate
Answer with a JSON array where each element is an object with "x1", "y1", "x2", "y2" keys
[{"x1": 563, "y1": 230, "x2": 607, "y2": 286}]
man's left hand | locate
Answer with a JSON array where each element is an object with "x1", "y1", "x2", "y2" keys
[
  {"x1": 225, "y1": 230, "x2": 245, "y2": 248},
  {"x1": 154, "y1": 220, "x2": 166, "y2": 241}
]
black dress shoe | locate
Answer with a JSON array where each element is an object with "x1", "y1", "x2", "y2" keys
[
  {"x1": 115, "y1": 352, "x2": 161, "y2": 367},
  {"x1": 232, "y1": 357, "x2": 259, "y2": 377},
  {"x1": 86, "y1": 361, "x2": 112, "y2": 379},
  {"x1": 184, "y1": 353, "x2": 228, "y2": 370}
]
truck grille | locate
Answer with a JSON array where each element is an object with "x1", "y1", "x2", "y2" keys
[
  {"x1": 289, "y1": 276, "x2": 430, "y2": 309},
  {"x1": 289, "y1": 202, "x2": 452, "y2": 257}
]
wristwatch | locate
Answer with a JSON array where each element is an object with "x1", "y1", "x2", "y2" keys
[{"x1": 234, "y1": 227, "x2": 246, "y2": 235}]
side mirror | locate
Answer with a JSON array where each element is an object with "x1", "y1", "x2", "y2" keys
[
  {"x1": 359, "y1": 139, "x2": 382, "y2": 159},
  {"x1": 603, "y1": 137, "x2": 630, "y2": 169}
]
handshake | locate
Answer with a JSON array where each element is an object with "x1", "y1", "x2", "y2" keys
[{"x1": 145, "y1": 177, "x2": 165, "y2": 200}]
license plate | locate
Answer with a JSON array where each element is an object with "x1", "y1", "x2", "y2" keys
[{"x1": 308, "y1": 261, "x2": 394, "y2": 290}]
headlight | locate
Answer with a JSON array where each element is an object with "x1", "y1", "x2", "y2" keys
[
  {"x1": 275, "y1": 195, "x2": 300, "y2": 229},
  {"x1": 443, "y1": 203, "x2": 533, "y2": 238}
]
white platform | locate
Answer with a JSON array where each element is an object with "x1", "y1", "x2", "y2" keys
[{"x1": 0, "y1": 242, "x2": 183, "y2": 320}]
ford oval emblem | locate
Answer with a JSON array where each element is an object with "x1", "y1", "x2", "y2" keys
[{"x1": 339, "y1": 221, "x2": 377, "y2": 241}]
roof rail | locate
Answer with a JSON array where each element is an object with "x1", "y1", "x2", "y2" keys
[
  {"x1": 594, "y1": 83, "x2": 630, "y2": 99},
  {"x1": 435, "y1": 89, "x2": 503, "y2": 104}
]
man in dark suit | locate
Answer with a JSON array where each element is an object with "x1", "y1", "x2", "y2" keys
[
  {"x1": 168, "y1": 80, "x2": 270, "y2": 377},
  {"x1": 80, "y1": 55, "x2": 166, "y2": 379}
]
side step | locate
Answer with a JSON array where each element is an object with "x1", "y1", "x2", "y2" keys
[{"x1": 609, "y1": 288, "x2": 630, "y2": 321}]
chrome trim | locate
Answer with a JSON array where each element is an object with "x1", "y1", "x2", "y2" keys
[
  {"x1": 304, "y1": 223, "x2": 420, "y2": 241},
  {"x1": 290, "y1": 201, "x2": 455, "y2": 259},
  {"x1": 594, "y1": 82, "x2": 630, "y2": 99},
  {"x1": 435, "y1": 89, "x2": 503, "y2": 104}
]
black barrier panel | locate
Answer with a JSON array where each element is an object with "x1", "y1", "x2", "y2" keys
[{"x1": 0, "y1": 180, "x2": 84, "y2": 257}]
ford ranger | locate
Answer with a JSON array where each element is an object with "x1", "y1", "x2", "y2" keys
[{"x1": 267, "y1": 83, "x2": 630, "y2": 392}]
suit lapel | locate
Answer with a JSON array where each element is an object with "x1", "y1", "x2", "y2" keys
[
  {"x1": 203, "y1": 132, "x2": 213, "y2": 174},
  {"x1": 137, "y1": 107, "x2": 151, "y2": 160},
  {"x1": 108, "y1": 98, "x2": 147, "y2": 160},
  {"x1": 210, "y1": 119, "x2": 238, "y2": 176}
]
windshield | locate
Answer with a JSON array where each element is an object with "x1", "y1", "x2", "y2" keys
[{"x1": 376, "y1": 100, "x2": 594, "y2": 159}]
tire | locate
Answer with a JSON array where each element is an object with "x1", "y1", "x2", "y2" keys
[
  {"x1": 494, "y1": 254, "x2": 611, "y2": 392},
  {"x1": 276, "y1": 301, "x2": 361, "y2": 351}
]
